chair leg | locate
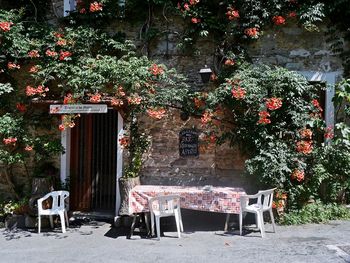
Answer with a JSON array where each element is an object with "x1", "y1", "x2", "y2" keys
[
  {"x1": 255, "y1": 213, "x2": 259, "y2": 229},
  {"x1": 269, "y1": 209, "x2": 276, "y2": 233},
  {"x1": 155, "y1": 216, "x2": 161, "y2": 240},
  {"x1": 239, "y1": 212, "x2": 243, "y2": 236},
  {"x1": 258, "y1": 212, "x2": 265, "y2": 238},
  {"x1": 150, "y1": 212, "x2": 155, "y2": 236},
  {"x1": 49, "y1": 215, "x2": 54, "y2": 229},
  {"x1": 65, "y1": 210, "x2": 69, "y2": 227},
  {"x1": 174, "y1": 211, "x2": 181, "y2": 238},
  {"x1": 38, "y1": 215, "x2": 41, "y2": 234},
  {"x1": 59, "y1": 212, "x2": 66, "y2": 233},
  {"x1": 224, "y1": 214, "x2": 230, "y2": 232},
  {"x1": 178, "y1": 208, "x2": 184, "y2": 232}
]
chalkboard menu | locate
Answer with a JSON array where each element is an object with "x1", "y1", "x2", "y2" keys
[{"x1": 179, "y1": 129, "x2": 199, "y2": 157}]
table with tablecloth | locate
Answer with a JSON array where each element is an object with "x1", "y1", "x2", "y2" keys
[{"x1": 128, "y1": 185, "x2": 246, "y2": 235}]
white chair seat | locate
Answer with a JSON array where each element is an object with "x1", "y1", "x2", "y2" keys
[
  {"x1": 37, "y1": 191, "x2": 69, "y2": 233},
  {"x1": 239, "y1": 188, "x2": 276, "y2": 238},
  {"x1": 149, "y1": 195, "x2": 184, "y2": 240}
]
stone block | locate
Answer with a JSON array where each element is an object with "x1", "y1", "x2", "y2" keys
[{"x1": 289, "y1": 49, "x2": 311, "y2": 58}]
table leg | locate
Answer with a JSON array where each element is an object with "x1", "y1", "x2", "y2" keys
[
  {"x1": 224, "y1": 214, "x2": 230, "y2": 232},
  {"x1": 129, "y1": 214, "x2": 138, "y2": 239},
  {"x1": 144, "y1": 212, "x2": 151, "y2": 237}
]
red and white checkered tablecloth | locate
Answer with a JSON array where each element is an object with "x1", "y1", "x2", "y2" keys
[{"x1": 128, "y1": 185, "x2": 246, "y2": 215}]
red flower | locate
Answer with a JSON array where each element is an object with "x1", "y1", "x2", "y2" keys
[
  {"x1": 291, "y1": 169, "x2": 304, "y2": 182},
  {"x1": 244, "y1": 27, "x2": 259, "y2": 37},
  {"x1": 210, "y1": 73, "x2": 217, "y2": 81},
  {"x1": 272, "y1": 16, "x2": 286, "y2": 25},
  {"x1": 257, "y1": 111, "x2": 271, "y2": 124},
  {"x1": 3, "y1": 137, "x2": 17, "y2": 145},
  {"x1": 272, "y1": 201, "x2": 277, "y2": 209},
  {"x1": 201, "y1": 111, "x2": 212, "y2": 124},
  {"x1": 147, "y1": 108, "x2": 166, "y2": 119},
  {"x1": 28, "y1": 50, "x2": 40, "y2": 58},
  {"x1": 16, "y1": 103, "x2": 26, "y2": 112},
  {"x1": 29, "y1": 65, "x2": 39, "y2": 73},
  {"x1": 53, "y1": 32, "x2": 64, "y2": 38},
  {"x1": 26, "y1": 85, "x2": 49, "y2": 97},
  {"x1": 111, "y1": 98, "x2": 124, "y2": 106},
  {"x1": 296, "y1": 140, "x2": 313, "y2": 154},
  {"x1": 117, "y1": 86, "x2": 126, "y2": 96},
  {"x1": 266, "y1": 97, "x2": 282, "y2": 110},
  {"x1": 58, "y1": 124, "x2": 65, "y2": 131},
  {"x1": 25, "y1": 145, "x2": 33, "y2": 151},
  {"x1": 191, "y1": 17, "x2": 201, "y2": 24},
  {"x1": 184, "y1": 3, "x2": 190, "y2": 10},
  {"x1": 80, "y1": 8, "x2": 87, "y2": 14},
  {"x1": 312, "y1": 99, "x2": 323, "y2": 112},
  {"x1": 7, "y1": 62, "x2": 20, "y2": 70},
  {"x1": 45, "y1": 49, "x2": 58, "y2": 57},
  {"x1": 288, "y1": 12, "x2": 297, "y2": 18},
  {"x1": 224, "y1": 59, "x2": 235, "y2": 66},
  {"x1": 56, "y1": 39, "x2": 67, "y2": 46},
  {"x1": 231, "y1": 87, "x2": 246, "y2": 100},
  {"x1": 299, "y1": 128, "x2": 312, "y2": 140},
  {"x1": 0, "y1": 21, "x2": 13, "y2": 32},
  {"x1": 226, "y1": 7, "x2": 240, "y2": 20},
  {"x1": 63, "y1": 93, "x2": 74, "y2": 104},
  {"x1": 324, "y1": 126, "x2": 334, "y2": 139},
  {"x1": 149, "y1": 64, "x2": 164, "y2": 76},
  {"x1": 189, "y1": 0, "x2": 199, "y2": 5},
  {"x1": 89, "y1": 93, "x2": 101, "y2": 103},
  {"x1": 90, "y1": 2, "x2": 103, "y2": 12},
  {"x1": 127, "y1": 96, "x2": 142, "y2": 105},
  {"x1": 59, "y1": 50, "x2": 72, "y2": 61},
  {"x1": 119, "y1": 136, "x2": 129, "y2": 148}
]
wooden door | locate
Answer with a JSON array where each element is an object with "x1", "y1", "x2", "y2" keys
[{"x1": 70, "y1": 110, "x2": 117, "y2": 212}]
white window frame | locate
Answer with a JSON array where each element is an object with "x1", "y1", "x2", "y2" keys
[
  {"x1": 63, "y1": 0, "x2": 76, "y2": 17},
  {"x1": 298, "y1": 71, "x2": 342, "y2": 129}
]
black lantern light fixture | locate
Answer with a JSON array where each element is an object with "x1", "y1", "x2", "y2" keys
[{"x1": 199, "y1": 65, "x2": 212, "y2": 84}]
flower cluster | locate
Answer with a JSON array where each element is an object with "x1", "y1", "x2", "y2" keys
[
  {"x1": 118, "y1": 135, "x2": 129, "y2": 148},
  {"x1": 224, "y1": 59, "x2": 235, "y2": 66},
  {"x1": 231, "y1": 86, "x2": 246, "y2": 100},
  {"x1": 244, "y1": 27, "x2": 259, "y2": 38},
  {"x1": 29, "y1": 65, "x2": 39, "y2": 73},
  {"x1": 146, "y1": 108, "x2": 166, "y2": 119},
  {"x1": 127, "y1": 96, "x2": 142, "y2": 105},
  {"x1": 299, "y1": 128, "x2": 312, "y2": 140},
  {"x1": 45, "y1": 49, "x2": 58, "y2": 57},
  {"x1": 26, "y1": 85, "x2": 49, "y2": 97},
  {"x1": 296, "y1": 140, "x2": 313, "y2": 154},
  {"x1": 58, "y1": 114, "x2": 79, "y2": 131},
  {"x1": 272, "y1": 15, "x2": 286, "y2": 25},
  {"x1": 3, "y1": 137, "x2": 17, "y2": 145},
  {"x1": 324, "y1": 126, "x2": 334, "y2": 139},
  {"x1": 291, "y1": 169, "x2": 305, "y2": 182},
  {"x1": 89, "y1": 93, "x2": 101, "y2": 103},
  {"x1": 201, "y1": 111, "x2": 212, "y2": 125},
  {"x1": 16, "y1": 103, "x2": 26, "y2": 112},
  {"x1": 28, "y1": 50, "x2": 40, "y2": 58},
  {"x1": 111, "y1": 98, "x2": 124, "y2": 107},
  {"x1": 257, "y1": 111, "x2": 271, "y2": 124},
  {"x1": 149, "y1": 64, "x2": 164, "y2": 76},
  {"x1": 266, "y1": 97, "x2": 282, "y2": 110},
  {"x1": 59, "y1": 51, "x2": 72, "y2": 61},
  {"x1": 7, "y1": 62, "x2": 20, "y2": 70},
  {"x1": 0, "y1": 21, "x2": 13, "y2": 32},
  {"x1": 90, "y1": 2, "x2": 103, "y2": 12},
  {"x1": 226, "y1": 7, "x2": 239, "y2": 20}
]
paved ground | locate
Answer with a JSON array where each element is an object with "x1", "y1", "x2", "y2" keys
[{"x1": 0, "y1": 211, "x2": 349, "y2": 263}]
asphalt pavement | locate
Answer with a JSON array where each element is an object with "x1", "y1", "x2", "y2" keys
[{"x1": 0, "y1": 211, "x2": 349, "y2": 263}]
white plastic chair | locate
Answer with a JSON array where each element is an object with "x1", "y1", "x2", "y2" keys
[
  {"x1": 149, "y1": 195, "x2": 183, "y2": 240},
  {"x1": 239, "y1": 188, "x2": 276, "y2": 238},
  {"x1": 37, "y1": 190, "x2": 70, "y2": 233}
]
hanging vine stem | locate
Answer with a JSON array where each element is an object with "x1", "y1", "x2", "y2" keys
[
  {"x1": 29, "y1": 0, "x2": 38, "y2": 23},
  {"x1": 139, "y1": 1, "x2": 153, "y2": 56}
]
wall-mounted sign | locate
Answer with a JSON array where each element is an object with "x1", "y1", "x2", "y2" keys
[
  {"x1": 49, "y1": 104, "x2": 108, "y2": 114},
  {"x1": 179, "y1": 129, "x2": 199, "y2": 157}
]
